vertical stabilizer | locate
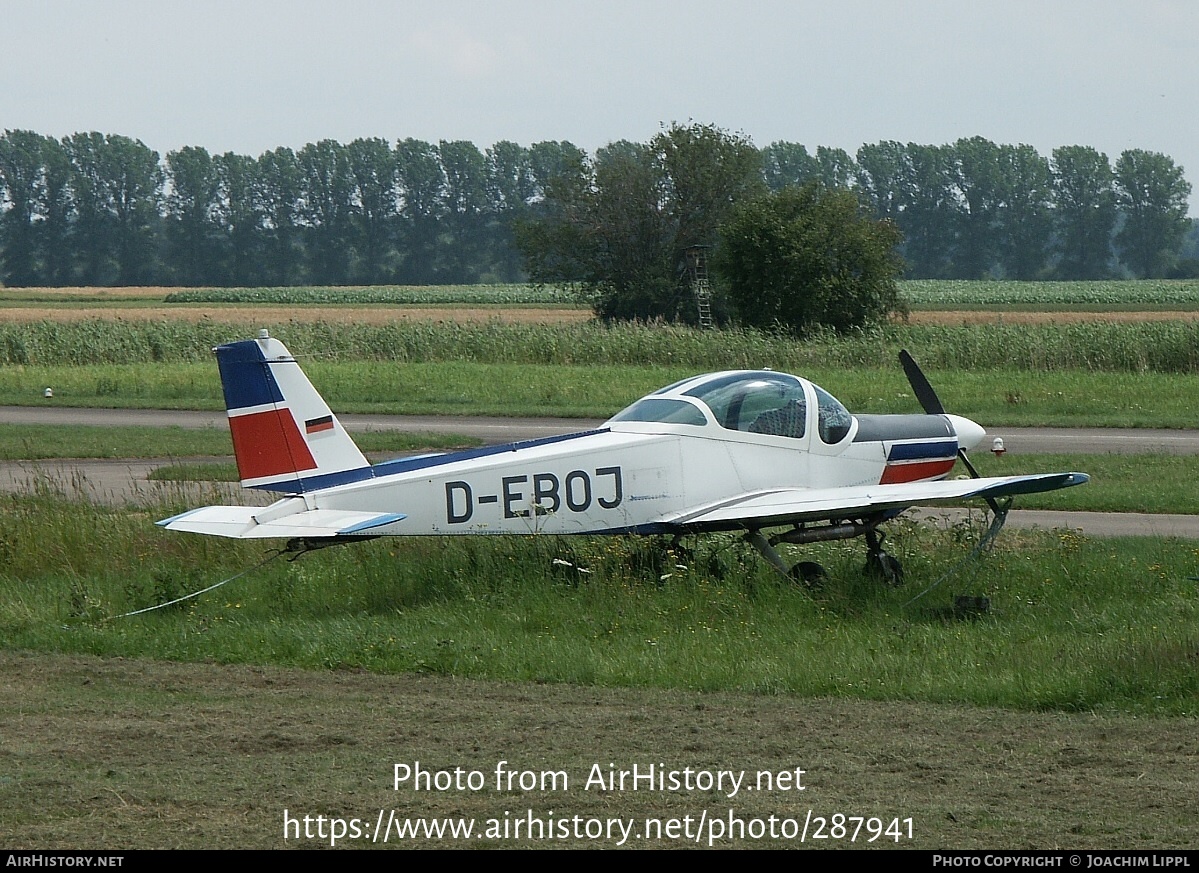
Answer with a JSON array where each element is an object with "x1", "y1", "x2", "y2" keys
[{"x1": 214, "y1": 331, "x2": 372, "y2": 492}]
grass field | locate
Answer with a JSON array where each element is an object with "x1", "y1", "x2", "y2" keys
[
  {"x1": 3, "y1": 486, "x2": 1198, "y2": 847},
  {"x1": 5, "y1": 310, "x2": 1199, "y2": 435},
  {"x1": 0, "y1": 423, "x2": 479, "y2": 461},
  {"x1": 1, "y1": 490, "x2": 1194, "y2": 715},
  {"x1": 5, "y1": 360, "x2": 1198, "y2": 428}
]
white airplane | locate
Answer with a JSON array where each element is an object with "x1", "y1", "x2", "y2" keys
[{"x1": 159, "y1": 330, "x2": 1088, "y2": 583}]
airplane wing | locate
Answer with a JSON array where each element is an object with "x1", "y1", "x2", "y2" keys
[
  {"x1": 159, "y1": 472, "x2": 1087, "y2": 540},
  {"x1": 667, "y1": 472, "x2": 1089, "y2": 530}
]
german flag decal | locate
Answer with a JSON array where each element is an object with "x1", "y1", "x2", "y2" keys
[{"x1": 305, "y1": 415, "x2": 335, "y2": 435}]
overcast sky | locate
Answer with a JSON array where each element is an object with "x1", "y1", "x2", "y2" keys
[{"x1": 4, "y1": 1, "x2": 1195, "y2": 212}]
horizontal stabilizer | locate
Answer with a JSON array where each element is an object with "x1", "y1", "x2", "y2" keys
[{"x1": 158, "y1": 504, "x2": 407, "y2": 539}]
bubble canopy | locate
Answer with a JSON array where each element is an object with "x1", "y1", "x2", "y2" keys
[{"x1": 608, "y1": 370, "x2": 853, "y2": 445}]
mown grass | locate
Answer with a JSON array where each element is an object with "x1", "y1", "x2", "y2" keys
[
  {"x1": 146, "y1": 462, "x2": 240, "y2": 482},
  {"x1": 6, "y1": 360, "x2": 1199, "y2": 426},
  {"x1": 0, "y1": 424, "x2": 234, "y2": 460},
  {"x1": 0, "y1": 423, "x2": 480, "y2": 460},
  {"x1": 0, "y1": 491, "x2": 1194, "y2": 715},
  {"x1": 969, "y1": 453, "x2": 1199, "y2": 514}
]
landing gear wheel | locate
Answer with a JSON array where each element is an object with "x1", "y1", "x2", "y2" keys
[
  {"x1": 667, "y1": 535, "x2": 694, "y2": 565},
  {"x1": 866, "y1": 550, "x2": 904, "y2": 586},
  {"x1": 790, "y1": 561, "x2": 827, "y2": 586}
]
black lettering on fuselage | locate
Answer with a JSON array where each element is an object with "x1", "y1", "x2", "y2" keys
[
  {"x1": 565, "y1": 470, "x2": 591, "y2": 512},
  {"x1": 595, "y1": 466, "x2": 623, "y2": 509},
  {"x1": 533, "y1": 473, "x2": 561, "y2": 515},
  {"x1": 444, "y1": 466, "x2": 624, "y2": 524},
  {"x1": 446, "y1": 481, "x2": 473, "y2": 524},
  {"x1": 502, "y1": 475, "x2": 529, "y2": 518}
]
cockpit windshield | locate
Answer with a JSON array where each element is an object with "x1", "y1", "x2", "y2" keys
[
  {"x1": 609, "y1": 370, "x2": 854, "y2": 444},
  {"x1": 684, "y1": 372, "x2": 807, "y2": 438},
  {"x1": 813, "y1": 383, "x2": 852, "y2": 444},
  {"x1": 608, "y1": 398, "x2": 708, "y2": 426}
]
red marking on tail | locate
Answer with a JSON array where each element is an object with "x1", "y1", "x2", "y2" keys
[{"x1": 229, "y1": 410, "x2": 317, "y2": 480}]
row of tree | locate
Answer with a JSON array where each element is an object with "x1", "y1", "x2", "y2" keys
[
  {"x1": 0, "y1": 131, "x2": 587, "y2": 287},
  {"x1": 0, "y1": 128, "x2": 1193, "y2": 289},
  {"x1": 836, "y1": 139, "x2": 1194, "y2": 280}
]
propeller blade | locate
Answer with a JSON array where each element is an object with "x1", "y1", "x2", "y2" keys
[
  {"x1": 899, "y1": 349, "x2": 945, "y2": 416},
  {"x1": 899, "y1": 350, "x2": 1002, "y2": 513}
]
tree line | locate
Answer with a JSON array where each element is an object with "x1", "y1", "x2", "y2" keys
[
  {"x1": 0, "y1": 131, "x2": 586, "y2": 287},
  {"x1": 0, "y1": 128, "x2": 1194, "y2": 289},
  {"x1": 838, "y1": 139, "x2": 1194, "y2": 280}
]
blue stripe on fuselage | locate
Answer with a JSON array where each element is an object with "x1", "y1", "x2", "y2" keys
[
  {"x1": 367, "y1": 427, "x2": 613, "y2": 475},
  {"x1": 886, "y1": 439, "x2": 958, "y2": 462},
  {"x1": 248, "y1": 464, "x2": 375, "y2": 493}
]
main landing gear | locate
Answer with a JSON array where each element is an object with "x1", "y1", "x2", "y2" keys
[
  {"x1": 863, "y1": 528, "x2": 903, "y2": 585},
  {"x1": 745, "y1": 519, "x2": 904, "y2": 587}
]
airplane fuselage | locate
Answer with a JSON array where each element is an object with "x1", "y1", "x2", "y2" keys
[
  {"x1": 286, "y1": 370, "x2": 974, "y2": 537},
  {"x1": 159, "y1": 337, "x2": 1086, "y2": 570}
]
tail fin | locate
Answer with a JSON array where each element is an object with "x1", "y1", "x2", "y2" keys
[{"x1": 214, "y1": 330, "x2": 372, "y2": 493}]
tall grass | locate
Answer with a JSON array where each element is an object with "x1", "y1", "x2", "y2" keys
[
  {"x1": 1, "y1": 492, "x2": 1195, "y2": 715},
  {"x1": 4, "y1": 319, "x2": 1199, "y2": 373}
]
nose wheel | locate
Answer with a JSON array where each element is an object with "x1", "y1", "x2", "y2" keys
[{"x1": 864, "y1": 529, "x2": 903, "y2": 585}]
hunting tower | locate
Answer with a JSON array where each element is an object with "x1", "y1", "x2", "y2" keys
[{"x1": 684, "y1": 245, "x2": 713, "y2": 329}]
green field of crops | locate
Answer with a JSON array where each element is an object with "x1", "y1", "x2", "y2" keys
[
  {"x1": 901, "y1": 279, "x2": 1199, "y2": 308},
  {"x1": 5, "y1": 317, "x2": 1199, "y2": 373},
  {"x1": 4, "y1": 316, "x2": 1199, "y2": 426},
  {"x1": 6, "y1": 279, "x2": 1199, "y2": 310},
  {"x1": 151, "y1": 279, "x2": 1199, "y2": 309}
]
